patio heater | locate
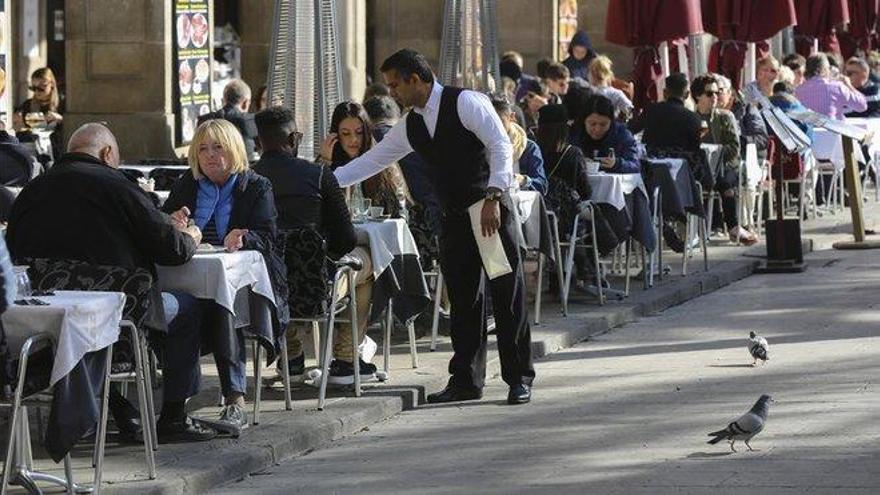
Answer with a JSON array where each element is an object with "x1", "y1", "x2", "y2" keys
[
  {"x1": 266, "y1": 0, "x2": 344, "y2": 159},
  {"x1": 438, "y1": 0, "x2": 501, "y2": 91}
]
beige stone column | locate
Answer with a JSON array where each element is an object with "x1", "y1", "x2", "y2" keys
[
  {"x1": 65, "y1": 0, "x2": 176, "y2": 159},
  {"x1": 338, "y1": 0, "x2": 366, "y2": 101}
]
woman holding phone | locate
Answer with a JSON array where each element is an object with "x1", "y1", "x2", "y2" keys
[{"x1": 573, "y1": 95, "x2": 640, "y2": 174}]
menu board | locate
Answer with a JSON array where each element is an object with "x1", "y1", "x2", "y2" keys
[{"x1": 173, "y1": 0, "x2": 212, "y2": 144}]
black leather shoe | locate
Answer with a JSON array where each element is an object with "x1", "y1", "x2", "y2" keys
[
  {"x1": 426, "y1": 385, "x2": 483, "y2": 404},
  {"x1": 507, "y1": 383, "x2": 531, "y2": 405},
  {"x1": 157, "y1": 416, "x2": 218, "y2": 443}
]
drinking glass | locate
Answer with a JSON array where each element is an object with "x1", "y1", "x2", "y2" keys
[{"x1": 14, "y1": 266, "x2": 32, "y2": 298}]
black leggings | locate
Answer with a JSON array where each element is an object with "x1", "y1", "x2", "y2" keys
[{"x1": 715, "y1": 167, "x2": 740, "y2": 230}]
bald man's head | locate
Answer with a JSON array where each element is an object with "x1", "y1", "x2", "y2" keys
[{"x1": 67, "y1": 123, "x2": 120, "y2": 168}]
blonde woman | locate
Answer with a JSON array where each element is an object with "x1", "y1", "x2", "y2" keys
[
  {"x1": 588, "y1": 55, "x2": 633, "y2": 119},
  {"x1": 13, "y1": 67, "x2": 64, "y2": 158},
  {"x1": 744, "y1": 55, "x2": 780, "y2": 102},
  {"x1": 163, "y1": 119, "x2": 286, "y2": 432}
]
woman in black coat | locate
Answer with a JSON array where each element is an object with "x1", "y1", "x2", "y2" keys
[{"x1": 163, "y1": 119, "x2": 288, "y2": 429}]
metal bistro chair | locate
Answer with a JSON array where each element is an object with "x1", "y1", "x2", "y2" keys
[
  {"x1": 1, "y1": 332, "x2": 114, "y2": 495},
  {"x1": 24, "y1": 258, "x2": 157, "y2": 480},
  {"x1": 283, "y1": 228, "x2": 363, "y2": 410},
  {"x1": 558, "y1": 201, "x2": 605, "y2": 307}
]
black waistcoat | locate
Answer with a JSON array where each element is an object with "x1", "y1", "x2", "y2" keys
[{"x1": 406, "y1": 86, "x2": 489, "y2": 213}]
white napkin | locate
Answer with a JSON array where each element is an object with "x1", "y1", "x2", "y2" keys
[{"x1": 468, "y1": 199, "x2": 513, "y2": 280}]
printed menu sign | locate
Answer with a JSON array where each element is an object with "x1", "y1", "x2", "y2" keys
[{"x1": 173, "y1": 0, "x2": 211, "y2": 144}]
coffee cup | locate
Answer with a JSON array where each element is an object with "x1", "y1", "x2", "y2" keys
[{"x1": 585, "y1": 160, "x2": 601, "y2": 174}]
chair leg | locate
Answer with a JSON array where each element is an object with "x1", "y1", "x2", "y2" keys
[
  {"x1": 407, "y1": 321, "x2": 418, "y2": 369},
  {"x1": 682, "y1": 215, "x2": 690, "y2": 276},
  {"x1": 430, "y1": 270, "x2": 444, "y2": 351},
  {"x1": 1, "y1": 378, "x2": 24, "y2": 495},
  {"x1": 130, "y1": 327, "x2": 156, "y2": 479},
  {"x1": 641, "y1": 243, "x2": 649, "y2": 290},
  {"x1": 311, "y1": 321, "x2": 321, "y2": 367},
  {"x1": 384, "y1": 298, "x2": 393, "y2": 373},
  {"x1": 93, "y1": 344, "x2": 115, "y2": 494},
  {"x1": 279, "y1": 334, "x2": 293, "y2": 411},
  {"x1": 317, "y1": 310, "x2": 337, "y2": 410},
  {"x1": 534, "y1": 253, "x2": 543, "y2": 325},
  {"x1": 351, "y1": 273, "x2": 361, "y2": 398},
  {"x1": 624, "y1": 239, "x2": 631, "y2": 297},
  {"x1": 142, "y1": 348, "x2": 158, "y2": 451},
  {"x1": 700, "y1": 214, "x2": 709, "y2": 271},
  {"x1": 550, "y1": 215, "x2": 567, "y2": 317},
  {"x1": 252, "y1": 341, "x2": 262, "y2": 425},
  {"x1": 64, "y1": 453, "x2": 75, "y2": 495},
  {"x1": 590, "y1": 215, "x2": 604, "y2": 306}
]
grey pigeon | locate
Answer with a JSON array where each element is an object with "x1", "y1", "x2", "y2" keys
[
  {"x1": 707, "y1": 394, "x2": 774, "y2": 452},
  {"x1": 748, "y1": 331, "x2": 769, "y2": 366}
]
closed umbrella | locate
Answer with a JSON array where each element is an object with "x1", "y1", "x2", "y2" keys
[
  {"x1": 605, "y1": 0, "x2": 702, "y2": 112},
  {"x1": 838, "y1": 0, "x2": 879, "y2": 58},
  {"x1": 702, "y1": 0, "x2": 797, "y2": 89},
  {"x1": 794, "y1": 0, "x2": 850, "y2": 58}
]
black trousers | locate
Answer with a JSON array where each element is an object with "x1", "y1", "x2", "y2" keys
[{"x1": 438, "y1": 196, "x2": 535, "y2": 391}]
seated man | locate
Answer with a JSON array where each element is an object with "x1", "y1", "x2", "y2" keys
[
  {"x1": 253, "y1": 107, "x2": 376, "y2": 385},
  {"x1": 197, "y1": 79, "x2": 259, "y2": 160},
  {"x1": 5, "y1": 123, "x2": 216, "y2": 443}
]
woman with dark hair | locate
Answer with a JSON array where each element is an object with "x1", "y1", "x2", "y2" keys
[
  {"x1": 561, "y1": 30, "x2": 597, "y2": 81},
  {"x1": 574, "y1": 95, "x2": 640, "y2": 173},
  {"x1": 319, "y1": 101, "x2": 413, "y2": 218}
]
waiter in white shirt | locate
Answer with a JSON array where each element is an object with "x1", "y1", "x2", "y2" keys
[{"x1": 334, "y1": 49, "x2": 534, "y2": 405}]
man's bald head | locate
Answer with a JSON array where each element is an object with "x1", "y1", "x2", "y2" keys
[{"x1": 67, "y1": 123, "x2": 120, "y2": 168}]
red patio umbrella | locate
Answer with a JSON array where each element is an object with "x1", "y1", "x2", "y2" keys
[
  {"x1": 838, "y1": 0, "x2": 880, "y2": 58},
  {"x1": 702, "y1": 0, "x2": 797, "y2": 89},
  {"x1": 793, "y1": 0, "x2": 850, "y2": 58},
  {"x1": 605, "y1": 0, "x2": 703, "y2": 112}
]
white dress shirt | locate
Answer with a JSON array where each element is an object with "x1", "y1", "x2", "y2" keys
[{"x1": 334, "y1": 81, "x2": 513, "y2": 191}]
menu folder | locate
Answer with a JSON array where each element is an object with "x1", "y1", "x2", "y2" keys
[{"x1": 468, "y1": 199, "x2": 513, "y2": 280}]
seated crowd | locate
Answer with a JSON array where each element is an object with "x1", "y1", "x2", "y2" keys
[{"x1": 2, "y1": 33, "x2": 879, "y2": 452}]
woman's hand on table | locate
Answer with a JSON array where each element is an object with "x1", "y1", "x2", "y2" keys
[
  {"x1": 224, "y1": 228, "x2": 249, "y2": 252},
  {"x1": 45, "y1": 111, "x2": 63, "y2": 124}
]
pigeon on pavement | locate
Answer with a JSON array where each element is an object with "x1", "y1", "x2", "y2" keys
[
  {"x1": 748, "y1": 331, "x2": 769, "y2": 366},
  {"x1": 707, "y1": 394, "x2": 774, "y2": 452}
]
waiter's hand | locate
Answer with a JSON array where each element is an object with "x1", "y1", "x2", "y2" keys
[
  {"x1": 480, "y1": 199, "x2": 501, "y2": 237},
  {"x1": 224, "y1": 228, "x2": 249, "y2": 252}
]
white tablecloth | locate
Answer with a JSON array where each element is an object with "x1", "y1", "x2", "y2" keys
[
  {"x1": 121, "y1": 164, "x2": 190, "y2": 177},
  {"x1": 355, "y1": 218, "x2": 419, "y2": 279},
  {"x1": 811, "y1": 128, "x2": 866, "y2": 170},
  {"x1": 845, "y1": 117, "x2": 880, "y2": 164},
  {"x1": 156, "y1": 250, "x2": 275, "y2": 314},
  {"x1": 586, "y1": 172, "x2": 647, "y2": 210},
  {"x1": 514, "y1": 190, "x2": 540, "y2": 224},
  {"x1": 2, "y1": 290, "x2": 125, "y2": 386}
]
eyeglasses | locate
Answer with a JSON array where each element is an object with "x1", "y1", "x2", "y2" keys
[{"x1": 703, "y1": 90, "x2": 720, "y2": 97}]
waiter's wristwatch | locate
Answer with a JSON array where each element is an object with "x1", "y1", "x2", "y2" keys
[{"x1": 485, "y1": 188, "x2": 503, "y2": 202}]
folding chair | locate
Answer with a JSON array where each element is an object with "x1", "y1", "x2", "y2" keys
[{"x1": 559, "y1": 201, "x2": 605, "y2": 307}]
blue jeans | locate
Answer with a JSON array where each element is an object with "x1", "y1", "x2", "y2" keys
[
  {"x1": 161, "y1": 291, "x2": 204, "y2": 402},
  {"x1": 161, "y1": 292, "x2": 248, "y2": 400}
]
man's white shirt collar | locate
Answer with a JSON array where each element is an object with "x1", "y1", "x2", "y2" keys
[{"x1": 414, "y1": 81, "x2": 444, "y2": 117}]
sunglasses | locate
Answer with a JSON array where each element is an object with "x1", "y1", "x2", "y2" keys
[
  {"x1": 703, "y1": 90, "x2": 720, "y2": 97},
  {"x1": 29, "y1": 84, "x2": 52, "y2": 92}
]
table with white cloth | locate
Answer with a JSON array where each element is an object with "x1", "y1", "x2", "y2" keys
[
  {"x1": 155, "y1": 250, "x2": 279, "y2": 364},
  {"x1": 641, "y1": 157, "x2": 705, "y2": 218},
  {"x1": 354, "y1": 218, "x2": 430, "y2": 324},
  {"x1": 2, "y1": 291, "x2": 125, "y2": 461},
  {"x1": 701, "y1": 143, "x2": 724, "y2": 180},
  {"x1": 512, "y1": 190, "x2": 556, "y2": 261},
  {"x1": 587, "y1": 172, "x2": 657, "y2": 252},
  {"x1": 810, "y1": 128, "x2": 867, "y2": 170}
]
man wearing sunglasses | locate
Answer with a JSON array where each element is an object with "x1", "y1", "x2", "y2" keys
[{"x1": 691, "y1": 74, "x2": 757, "y2": 245}]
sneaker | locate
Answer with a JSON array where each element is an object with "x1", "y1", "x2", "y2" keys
[
  {"x1": 217, "y1": 403, "x2": 249, "y2": 431},
  {"x1": 729, "y1": 226, "x2": 758, "y2": 246},
  {"x1": 327, "y1": 359, "x2": 377, "y2": 385}
]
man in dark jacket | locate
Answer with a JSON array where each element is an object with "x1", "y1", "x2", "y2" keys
[
  {"x1": 0, "y1": 129, "x2": 41, "y2": 186},
  {"x1": 628, "y1": 72, "x2": 703, "y2": 155},
  {"x1": 197, "y1": 79, "x2": 259, "y2": 160},
  {"x1": 252, "y1": 107, "x2": 358, "y2": 379},
  {"x1": 562, "y1": 30, "x2": 597, "y2": 82},
  {"x1": 6, "y1": 123, "x2": 217, "y2": 443}
]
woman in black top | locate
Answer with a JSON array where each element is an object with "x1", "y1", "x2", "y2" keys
[
  {"x1": 318, "y1": 101, "x2": 413, "y2": 217},
  {"x1": 13, "y1": 67, "x2": 64, "y2": 161}
]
